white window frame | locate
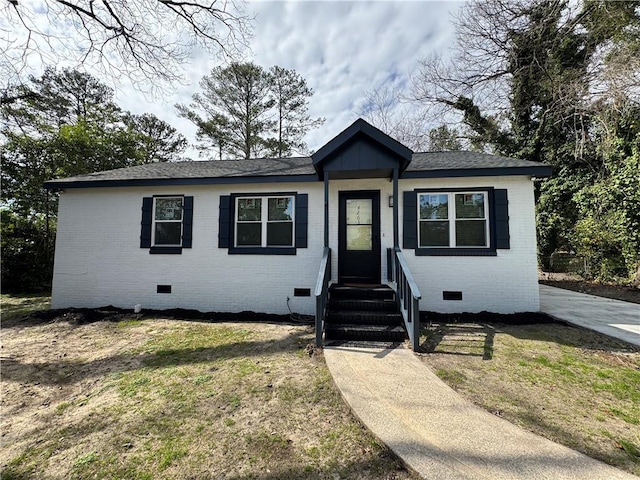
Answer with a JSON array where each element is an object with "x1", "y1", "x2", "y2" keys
[
  {"x1": 152, "y1": 196, "x2": 184, "y2": 247},
  {"x1": 418, "y1": 191, "x2": 489, "y2": 248},
  {"x1": 235, "y1": 195, "x2": 295, "y2": 248}
]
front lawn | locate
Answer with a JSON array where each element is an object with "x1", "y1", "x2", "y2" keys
[
  {"x1": 1, "y1": 299, "x2": 415, "y2": 480},
  {"x1": 419, "y1": 317, "x2": 640, "y2": 476}
]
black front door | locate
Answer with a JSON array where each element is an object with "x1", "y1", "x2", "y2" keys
[{"x1": 338, "y1": 191, "x2": 381, "y2": 284}]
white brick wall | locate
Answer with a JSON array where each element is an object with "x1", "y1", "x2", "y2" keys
[
  {"x1": 52, "y1": 183, "x2": 324, "y2": 315},
  {"x1": 51, "y1": 175, "x2": 540, "y2": 315},
  {"x1": 398, "y1": 176, "x2": 540, "y2": 313}
]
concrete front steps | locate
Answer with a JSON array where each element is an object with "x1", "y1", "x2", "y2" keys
[{"x1": 324, "y1": 284, "x2": 407, "y2": 345}]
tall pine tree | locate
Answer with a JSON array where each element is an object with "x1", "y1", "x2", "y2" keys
[{"x1": 176, "y1": 62, "x2": 323, "y2": 159}]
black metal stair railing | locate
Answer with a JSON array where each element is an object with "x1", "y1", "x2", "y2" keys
[
  {"x1": 390, "y1": 247, "x2": 422, "y2": 350},
  {"x1": 314, "y1": 247, "x2": 331, "y2": 347}
]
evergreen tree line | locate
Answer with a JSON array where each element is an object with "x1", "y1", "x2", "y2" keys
[
  {"x1": 1, "y1": 68, "x2": 189, "y2": 292},
  {"x1": 1, "y1": 63, "x2": 323, "y2": 292}
]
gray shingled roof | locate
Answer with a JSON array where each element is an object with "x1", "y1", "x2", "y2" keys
[
  {"x1": 44, "y1": 151, "x2": 551, "y2": 188},
  {"x1": 408, "y1": 151, "x2": 548, "y2": 171},
  {"x1": 46, "y1": 157, "x2": 316, "y2": 185}
]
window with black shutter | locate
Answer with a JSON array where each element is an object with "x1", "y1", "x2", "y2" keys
[
  {"x1": 404, "y1": 188, "x2": 509, "y2": 256},
  {"x1": 218, "y1": 193, "x2": 308, "y2": 255},
  {"x1": 140, "y1": 195, "x2": 194, "y2": 254}
]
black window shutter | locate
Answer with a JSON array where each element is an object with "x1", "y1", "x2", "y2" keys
[
  {"x1": 494, "y1": 189, "x2": 510, "y2": 249},
  {"x1": 218, "y1": 195, "x2": 231, "y2": 248},
  {"x1": 295, "y1": 193, "x2": 308, "y2": 248},
  {"x1": 140, "y1": 197, "x2": 153, "y2": 248},
  {"x1": 403, "y1": 191, "x2": 417, "y2": 249},
  {"x1": 182, "y1": 196, "x2": 194, "y2": 248}
]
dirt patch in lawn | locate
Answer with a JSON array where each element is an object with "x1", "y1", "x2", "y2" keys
[
  {"x1": 1, "y1": 306, "x2": 417, "y2": 480},
  {"x1": 418, "y1": 315, "x2": 640, "y2": 476}
]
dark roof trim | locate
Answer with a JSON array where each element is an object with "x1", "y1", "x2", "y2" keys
[
  {"x1": 401, "y1": 165, "x2": 553, "y2": 179},
  {"x1": 312, "y1": 118, "x2": 413, "y2": 166},
  {"x1": 44, "y1": 166, "x2": 552, "y2": 190},
  {"x1": 44, "y1": 174, "x2": 320, "y2": 190}
]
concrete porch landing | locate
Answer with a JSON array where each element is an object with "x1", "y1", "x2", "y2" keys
[{"x1": 324, "y1": 345, "x2": 636, "y2": 480}]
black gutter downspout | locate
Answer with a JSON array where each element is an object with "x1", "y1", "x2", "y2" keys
[
  {"x1": 324, "y1": 171, "x2": 329, "y2": 248},
  {"x1": 393, "y1": 167, "x2": 399, "y2": 248}
]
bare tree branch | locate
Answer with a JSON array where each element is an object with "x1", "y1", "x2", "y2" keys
[
  {"x1": 410, "y1": 0, "x2": 640, "y2": 159},
  {"x1": 1, "y1": 0, "x2": 252, "y2": 93},
  {"x1": 355, "y1": 85, "x2": 431, "y2": 151}
]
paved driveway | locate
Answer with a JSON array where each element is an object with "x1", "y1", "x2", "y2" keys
[{"x1": 539, "y1": 284, "x2": 640, "y2": 347}]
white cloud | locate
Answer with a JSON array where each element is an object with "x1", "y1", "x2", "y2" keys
[
  {"x1": 5, "y1": 0, "x2": 464, "y2": 157},
  {"x1": 244, "y1": 0, "x2": 463, "y2": 149}
]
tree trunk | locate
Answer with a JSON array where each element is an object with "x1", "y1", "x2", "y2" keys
[
  {"x1": 45, "y1": 189, "x2": 50, "y2": 259},
  {"x1": 278, "y1": 98, "x2": 283, "y2": 158}
]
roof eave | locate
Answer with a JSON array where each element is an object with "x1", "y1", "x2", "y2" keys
[
  {"x1": 401, "y1": 165, "x2": 553, "y2": 179},
  {"x1": 43, "y1": 173, "x2": 321, "y2": 190}
]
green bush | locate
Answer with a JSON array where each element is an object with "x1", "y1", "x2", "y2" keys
[
  {"x1": 570, "y1": 137, "x2": 640, "y2": 282},
  {"x1": 1, "y1": 209, "x2": 53, "y2": 293}
]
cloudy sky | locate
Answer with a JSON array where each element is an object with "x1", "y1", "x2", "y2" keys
[
  {"x1": 121, "y1": 1, "x2": 463, "y2": 156},
  {"x1": 5, "y1": 1, "x2": 464, "y2": 156}
]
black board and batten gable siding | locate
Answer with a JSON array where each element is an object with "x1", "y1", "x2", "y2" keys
[
  {"x1": 317, "y1": 138, "x2": 404, "y2": 178},
  {"x1": 140, "y1": 196, "x2": 194, "y2": 254},
  {"x1": 218, "y1": 193, "x2": 308, "y2": 254},
  {"x1": 403, "y1": 188, "x2": 510, "y2": 255},
  {"x1": 312, "y1": 119, "x2": 412, "y2": 179}
]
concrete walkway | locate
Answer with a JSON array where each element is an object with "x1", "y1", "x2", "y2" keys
[
  {"x1": 540, "y1": 284, "x2": 640, "y2": 347},
  {"x1": 325, "y1": 345, "x2": 637, "y2": 480},
  {"x1": 325, "y1": 288, "x2": 639, "y2": 478}
]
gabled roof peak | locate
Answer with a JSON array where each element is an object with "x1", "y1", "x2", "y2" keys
[{"x1": 311, "y1": 118, "x2": 413, "y2": 177}]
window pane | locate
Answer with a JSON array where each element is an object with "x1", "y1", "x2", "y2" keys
[
  {"x1": 346, "y1": 199, "x2": 372, "y2": 225},
  {"x1": 455, "y1": 193, "x2": 485, "y2": 219},
  {"x1": 155, "y1": 222, "x2": 182, "y2": 245},
  {"x1": 419, "y1": 221, "x2": 449, "y2": 247},
  {"x1": 456, "y1": 220, "x2": 487, "y2": 246},
  {"x1": 267, "y1": 223, "x2": 293, "y2": 246},
  {"x1": 419, "y1": 194, "x2": 448, "y2": 220},
  {"x1": 237, "y1": 198, "x2": 262, "y2": 221},
  {"x1": 268, "y1": 197, "x2": 293, "y2": 221},
  {"x1": 237, "y1": 223, "x2": 261, "y2": 246},
  {"x1": 346, "y1": 225, "x2": 372, "y2": 250},
  {"x1": 155, "y1": 198, "x2": 182, "y2": 221}
]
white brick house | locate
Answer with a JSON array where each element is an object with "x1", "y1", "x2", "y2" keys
[{"x1": 45, "y1": 119, "x2": 551, "y2": 349}]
